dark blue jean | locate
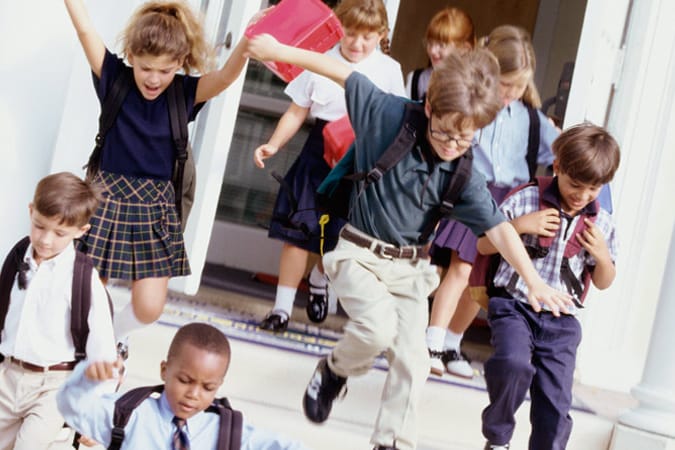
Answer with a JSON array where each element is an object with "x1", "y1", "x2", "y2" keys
[{"x1": 481, "y1": 297, "x2": 582, "y2": 450}]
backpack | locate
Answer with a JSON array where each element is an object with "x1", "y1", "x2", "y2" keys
[
  {"x1": 317, "y1": 101, "x2": 474, "y2": 245},
  {"x1": 410, "y1": 68, "x2": 425, "y2": 102},
  {"x1": 84, "y1": 68, "x2": 196, "y2": 227},
  {"x1": 0, "y1": 236, "x2": 112, "y2": 363},
  {"x1": 467, "y1": 176, "x2": 599, "y2": 310},
  {"x1": 106, "y1": 385, "x2": 243, "y2": 450}
]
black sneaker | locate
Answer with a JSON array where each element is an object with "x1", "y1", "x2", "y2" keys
[
  {"x1": 303, "y1": 357, "x2": 346, "y2": 423},
  {"x1": 306, "y1": 282, "x2": 328, "y2": 323},
  {"x1": 259, "y1": 310, "x2": 289, "y2": 332},
  {"x1": 116, "y1": 340, "x2": 129, "y2": 361},
  {"x1": 373, "y1": 446, "x2": 397, "y2": 450}
]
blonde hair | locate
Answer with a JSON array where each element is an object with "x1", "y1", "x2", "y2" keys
[
  {"x1": 33, "y1": 172, "x2": 100, "y2": 227},
  {"x1": 479, "y1": 25, "x2": 541, "y2": 108},
  {"x1": 425, "y1": 7, "x2": 475, "y2": 49},
  {"x1": 121, "y1": 0, "x2": 214, "y2": 74},
  {"x1": 427, "y1": 49, "x2": 502, "y2": 131},
  {"x1": 335, "y1": 0, "x2": 388, "y2": 35}
]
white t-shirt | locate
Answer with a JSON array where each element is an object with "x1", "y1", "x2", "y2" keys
[{"x1": 284, "y1": 45, "x2": 406, "y2": 121}]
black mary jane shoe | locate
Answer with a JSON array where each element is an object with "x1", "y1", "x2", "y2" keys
[{"x1": 259, "y1": 311, "x2": 289, "y2": 332}]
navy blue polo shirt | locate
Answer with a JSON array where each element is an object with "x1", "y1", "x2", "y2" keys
[
  {"x1": 344, "y1": 72, "x2": 505, "y2": 246},
  {"x1": 93, "y1": 50, "x2": 204, "y2": 180}
]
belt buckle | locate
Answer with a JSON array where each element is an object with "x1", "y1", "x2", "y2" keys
[{"x1": 377, "y1": 244, "x2": 393, "y2": 259}]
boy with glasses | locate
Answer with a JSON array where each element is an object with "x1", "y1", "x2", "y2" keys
[{"x1": 246, "y1": 35, "x2": 574, "y2": 450}]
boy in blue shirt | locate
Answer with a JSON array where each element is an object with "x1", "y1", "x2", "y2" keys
[
  {"x1": 246, "y1": 35, "x2": 575, "y2": 450},
  {"x1": 57, "y1": 322, "x2": 309, "y2": 450},
  {"x1": 477, "y1": 124, "x2": 620, "y2": 450}
]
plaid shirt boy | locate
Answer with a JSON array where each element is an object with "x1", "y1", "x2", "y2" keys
[{"x1": 492, "y1": 180, "x2": 618, "y2": 314}]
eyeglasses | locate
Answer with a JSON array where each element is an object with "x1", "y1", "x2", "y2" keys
[{"x1": 428, "y1": 120, "x2": 473, "y2": 149}]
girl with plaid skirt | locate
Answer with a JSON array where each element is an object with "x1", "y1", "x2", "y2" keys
[{"x1": 65, "y1": 0, "x2": 257, "y2": 351}]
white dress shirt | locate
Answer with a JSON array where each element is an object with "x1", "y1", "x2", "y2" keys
[{"x1": 0, "y1": 242, "x2": 116, "y2": 365}]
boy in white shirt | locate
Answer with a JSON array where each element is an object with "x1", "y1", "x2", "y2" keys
[{"x1": 0, "y1": 172, "x2": 116, "y2": 449}]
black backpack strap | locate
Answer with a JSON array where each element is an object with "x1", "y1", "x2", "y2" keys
[
  {"x1": 166, "y1": 76, "x2": 190, "y2": 222},
  {"x1": 0, "y1": 237, "x2": 31, "y2": 344},
  {"x1": 85, "y1": 69, "x2": 134, "y2": 178},
  {"x1": 350, "y1": 102, "x2": 427, "y2": 187},
  {"x1": 207, "y1": 397, "x2": 243, "y2": 450},
  {"x1": 525, "y1": 105, "x2": 541, "y2": 180},
  {"x1": 419, "y1": 150, "x2": 473, "y2": 243},
  {"x1": 70, "y1": 250, "x2": 93, "y2": 362},
  {"x1": 108, "y1": 385, "x2": 164, "y2": 450},
  {"x1": 410, "y1": 68, "x2": 424, "y2": 102}
]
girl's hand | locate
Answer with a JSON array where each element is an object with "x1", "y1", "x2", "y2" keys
[
  {"x1": 513, "y1": 208, "x2": 560, "y2": 236},
  {"x1": 253, "y1": 143, "x2": 279, "y2": 168},
  {"x1": 577, "y1": 218, "x2": 611, "y2": 261},
  {"x1": 246, "y1": 33, "x2": 283, "y2": 62},
  {"x1": 247, "y1": 6, "x2": 273, "y2": 28}
]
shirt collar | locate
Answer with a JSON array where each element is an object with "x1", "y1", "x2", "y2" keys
[{"x1": 25, "y1": 241, "x2": 76, "y2": 271}]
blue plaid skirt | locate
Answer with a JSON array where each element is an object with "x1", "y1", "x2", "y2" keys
[{"x1": 79, "y1": 171, "x2": 190, "y2": 280}]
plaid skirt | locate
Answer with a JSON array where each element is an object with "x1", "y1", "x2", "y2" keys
[{"x1": 79, "y1": 171, "x2": 190, "y2": 280}]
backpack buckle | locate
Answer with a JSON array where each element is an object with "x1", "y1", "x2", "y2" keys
[{"x1": 366, "y1": 168, "x2": 383, "y2": 184}]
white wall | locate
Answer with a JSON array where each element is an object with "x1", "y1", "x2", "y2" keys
[{"x1": 0, "y1": 1, "x2": 81, "y2": 256}]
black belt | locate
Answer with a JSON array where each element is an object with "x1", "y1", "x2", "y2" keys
[
  {"x1": 340, "y1": 227, "x2": 428, "y2": 260},
  {"x1": 7, "y1": 356, "x2": 76, "y2": 372}
]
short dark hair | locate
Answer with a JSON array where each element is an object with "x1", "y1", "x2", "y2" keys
[
  {"x1": 32, "y1": 172, "x2": 100, "y2": 227},
  {"x1": 553, "y1": 123, "x2": 621, "y2": 185},
  {"x1": 168, "y1": 322, "x2": 231, "y2": 371},
  {"x1": 427, "y1": 48, "x2": 502, "y2": 131}
]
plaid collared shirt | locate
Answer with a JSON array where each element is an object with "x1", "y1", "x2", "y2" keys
[{"x1": 493, "y1": 182, "x2": 618, "y2": 314}]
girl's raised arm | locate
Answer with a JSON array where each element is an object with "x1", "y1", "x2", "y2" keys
[
  {"x1": 64, "y1": 0, "x2": 105, "y2": 77},
  {"x1": 246, "y1": 33, "x2": 353, "y2": 88}
]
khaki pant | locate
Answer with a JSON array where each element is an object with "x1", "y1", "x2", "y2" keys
[
  {"x1": 323, "y1": 237, "x2": 439, "y2": 450},
  {"x1": 0, "y1": 361, "x2": 71, "y2": 450}
]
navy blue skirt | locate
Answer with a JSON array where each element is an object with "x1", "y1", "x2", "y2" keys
[
  {"x1": 79, "y1": 171, "x2": 190, "y2": 280},
  {"x1": 430, "y1": 185, "x2": 511, "y2": 267},
  {"x1": 268, "y1": 121, "x2": 346, "y2": 254}
]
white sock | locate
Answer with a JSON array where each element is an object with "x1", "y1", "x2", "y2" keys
[
  {"x1": 272, "y1": 285, "x2": 296, "y2": 316},
  {"x1": 426, "y1": 326, "x2": 446, "y2": 351},
  {"x1": 444, "y1": 330, "x2": 463, "y2": 351},
  {"x1": 113, "y1": 303, "x2": 147, "y2": 343},
  {"x1": 308, "y1": 264, "x2": 327, "y2": 288}
]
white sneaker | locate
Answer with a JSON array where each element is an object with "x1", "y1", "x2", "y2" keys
[
  {"x1": 442, "y1": 349, "x2": 474, "y2": 379},
  {"x1": 428, "y1": 349, "x2": 445, "y2": 376}
]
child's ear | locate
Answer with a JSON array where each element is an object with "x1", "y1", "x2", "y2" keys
[
  {"x1": 160, "y1": 360, "x2": 168, "y2": 382},
  {"x1": 75, "y1": 223, "x2": 91, "y2": 239},
  {"x1": 424, "y1": 100, "x2": 432, "y2": 119},
  {"x1": 552, "y1": 159, "x2": 560, "y2": 175}
]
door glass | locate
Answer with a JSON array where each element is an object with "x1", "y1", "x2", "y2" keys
[{"x1": 216, "y1": 0, "x2": 339, "y2": 228}]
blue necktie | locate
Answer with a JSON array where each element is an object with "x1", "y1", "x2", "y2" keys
[{"x1": 172, "y1": 416, "x2": 190, "y2": 450}]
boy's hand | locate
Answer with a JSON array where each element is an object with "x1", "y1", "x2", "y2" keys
[
  {"x1": 577, "y1": 218, "x2": 611, "y2": 261},
  {"x1": 526, "y1": 279, "x2": 575, "y2": 317},
  {"x1": 84, "y1": 358, "x2": 123, "y2": 382},
  {"x1": 253, "y1": 143, "x2": 279, "y2": 168},
  {"x1": 513, "y1": 208, "x2": 560, "y2": 236},
  {"x1": 246, "y1": 33, "x2": 283, "y2": 62}
]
